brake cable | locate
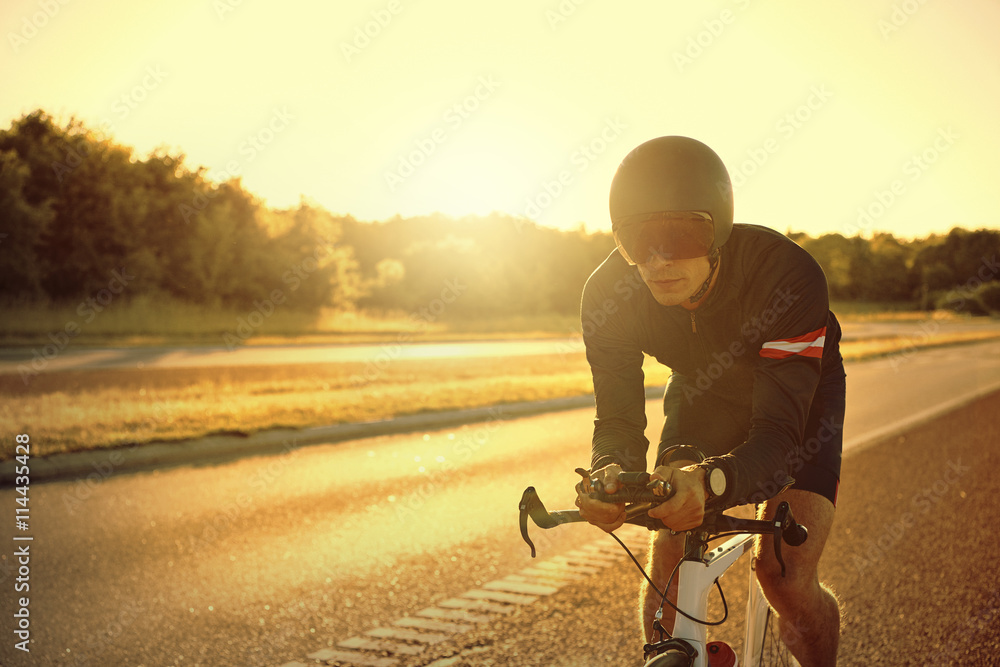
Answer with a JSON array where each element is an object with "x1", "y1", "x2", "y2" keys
[{"x1": 609, "y1": 531, "x2": 730, "y2": 629}]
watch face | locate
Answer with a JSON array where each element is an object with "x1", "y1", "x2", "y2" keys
[{"x1": 708, "y1": 467, "x2": 727, "y2": 496}]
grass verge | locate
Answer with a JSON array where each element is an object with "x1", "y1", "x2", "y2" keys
[
  {"x1": 0, "y1": 300, "x2": 581, "y2": 347},
  {"x1": 0, "y1": 353, "x2": 671, "y2": 460},
  {"x1": 3, "y1": 326, "x2": 1000, "y2": 461}
]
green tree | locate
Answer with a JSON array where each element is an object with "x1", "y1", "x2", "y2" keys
[
  {"x1": 0, "y1": 149, "x2": 53, "y2": 301},
  {"x1": 867, "y1": 233, "x2": 913, "y2": 301}
]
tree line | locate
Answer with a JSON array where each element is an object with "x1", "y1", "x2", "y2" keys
[{"x1": 1, "y1": 110, "x2": 998, "y2": 320}]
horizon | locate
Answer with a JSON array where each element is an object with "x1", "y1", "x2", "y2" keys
[
  {"x1": 3, "y1": 105, "x2": 993, "y2": 245},
  {"x1": 3, "y1": 1, "x2": 999, "y2": 242}
]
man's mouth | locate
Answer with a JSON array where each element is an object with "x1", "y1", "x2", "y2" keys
[{"x1": 652, "y1": 277, "x2": 684, "y2": 287}]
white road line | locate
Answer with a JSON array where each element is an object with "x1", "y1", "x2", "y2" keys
[
  {"x1": 481, "y1": 579, "x2": 560, "y2": 595},
  {"x1": 516, "y1": 567, "x2": 587, "y2": 581},
  {"x1": 305, "y1": 648, "x2": 399, "y2": 666},
  {"x1": 529, "y1": 560, "x2": 601, "y2": 574},
  {"x1": 276, "y1": 532, "x2": 641, "y2": 666},
  {"x1": 436, "y1": 597, "x2": 515, "y2": 614},
  {"x1": 416, "y1": 607, "x2": 492, "y2": 623},
  {"x1": 393, "y1": 616, "x2": 474, "y2": 633},
  {"x1": 558, "y1": 555, "x2": 619, "y2": 568},
  {"x1": 844, "y1": 379, "x2": 1000, "y2": 454},
  {"x1": 338, "y1": 637, "x2": 425, "y2": 655},
  {"x1": 461, "y1": 588, "x2": 538, "y2": 605},
  {"x1": 550, "y1": 555, "x2": 610, "y2": 569},
  {"x1": 365, "y1": 627, "x2": 450, "y2": 644},
  {"x1": 569, "y1": 547, "x2": 629, "y2": 562}
]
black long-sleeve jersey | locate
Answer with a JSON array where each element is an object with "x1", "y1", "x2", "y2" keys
[{"x1": 581, "y1": 223, "x2": 845, "y2": 507}]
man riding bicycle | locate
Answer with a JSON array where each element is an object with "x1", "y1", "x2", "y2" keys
[{"x1": 576, "y1": 136, "x2": 845, "y2": 666}]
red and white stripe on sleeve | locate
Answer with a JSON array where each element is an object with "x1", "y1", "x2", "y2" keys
[{"x1": 759, "y1": 326, "x2": 826, "y2": 359}]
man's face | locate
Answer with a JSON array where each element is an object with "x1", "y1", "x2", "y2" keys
[{"x1": 636, "y1": 253, "x2": 712, "y2": 306}]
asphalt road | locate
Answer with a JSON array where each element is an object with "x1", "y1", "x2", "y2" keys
[
  {"x1": 1, "y1": 318, "x2": 999, "y2": 373},
  {"x1": 2, "y1": 341, "x2": 1000, "y2": 666}
]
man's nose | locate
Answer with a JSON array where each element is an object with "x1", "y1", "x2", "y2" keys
[{"x1": 643, "y1": 251, "x2": 673, "y2": 268}]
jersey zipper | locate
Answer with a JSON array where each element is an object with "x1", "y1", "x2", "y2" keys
[{"x1": 690, "y1": 310, "x2": 697, "y2": 334}]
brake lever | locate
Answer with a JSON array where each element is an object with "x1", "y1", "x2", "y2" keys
[
  {"x1": 772, "y1": 503, "x2": 787, "y2": 578},
  {"x1": 519, "y1": 503, "x2": 536, "y2": 558},
  {"x1": 770, "y1": 501, "x2": 808, "y2": 577},
  {"x1": 518, "y1": 486, "x2": 585, "y2": 558}
]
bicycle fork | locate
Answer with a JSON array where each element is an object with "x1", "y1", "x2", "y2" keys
[{"x1": 645, "y1": 533, "x2": 755, "y2": 666}]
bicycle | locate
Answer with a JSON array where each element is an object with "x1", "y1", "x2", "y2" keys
[{"x1": 518, "y1": 470, "x2": 808, "y2": 666}]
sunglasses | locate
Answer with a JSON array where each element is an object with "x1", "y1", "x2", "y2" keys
[{"x1": 613, "y1": 212, "x2": 715, "y2": 265}]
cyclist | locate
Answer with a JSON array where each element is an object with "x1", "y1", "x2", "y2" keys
[{"x1": 575, "y1": 136, "x2": 845, "y2": 667}]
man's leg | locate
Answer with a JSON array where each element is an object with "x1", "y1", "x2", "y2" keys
[
  {"x1": 754, "y1": 488, "x2": 840, "y2": 667},
  {"x1": 641, "y1": 529, "x2": 685, "y2": 643}
]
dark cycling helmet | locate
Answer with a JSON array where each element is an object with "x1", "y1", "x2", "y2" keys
[{"x1": 609, "y1": 136, "x2": 733, "y2": 264}]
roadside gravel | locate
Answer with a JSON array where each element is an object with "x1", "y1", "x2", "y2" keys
[{"x1": 375, "y1": 389, "x2": 1000, "y2": 666}]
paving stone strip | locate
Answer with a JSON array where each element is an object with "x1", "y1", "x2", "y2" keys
[{"x1": 273, "y1": 529, "x2": 647, "y2": 666}]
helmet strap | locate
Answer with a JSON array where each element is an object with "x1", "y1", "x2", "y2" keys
[{"x1": 688, "y1": 248, "x2": 721, "y2": 305}]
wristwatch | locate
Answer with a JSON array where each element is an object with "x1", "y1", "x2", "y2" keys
[{"x1": 698, "y1": 461, "x2": 728, "y2": 503}]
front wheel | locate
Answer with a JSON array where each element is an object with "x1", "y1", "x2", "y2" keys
[
  {"x1": 758, "y1": 606, "x2": 800, "y2": 666},
  {"x1": 643, "y1": 650, "x2": 694, "y2": 667}
]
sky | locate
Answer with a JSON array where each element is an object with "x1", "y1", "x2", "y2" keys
[{"x1": 2, "y1": 0, "x2": 998, "y2": 240}]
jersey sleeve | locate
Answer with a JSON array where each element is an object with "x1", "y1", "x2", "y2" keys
[
  {"x1": 711, "y1": 246, "x2": 831, "y2": 506},
  {"x1": 581, "y1": 262, "x2": 649, "y2": 472}
]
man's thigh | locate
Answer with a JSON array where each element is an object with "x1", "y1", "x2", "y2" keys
[{"x1": 754, "y1": 488, "x2": 835, "y2": 586}]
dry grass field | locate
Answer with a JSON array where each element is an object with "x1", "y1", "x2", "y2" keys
[
  {"x1": 3, "y1": 303, "x2": 1000, "y2": 461},
  {"x1": 0, "y1": 353, "x2": 674, "y2": 459}
]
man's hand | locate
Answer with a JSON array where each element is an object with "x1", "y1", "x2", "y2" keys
[
  {"x1": 576, "y1": 463, "x2": 626, "y2": 533},
  {"x1": 647, "y1": 464, "x2": 708, "y2": 532}
]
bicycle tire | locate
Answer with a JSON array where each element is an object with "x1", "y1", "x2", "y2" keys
[
  {"x1": 642, "y1": 650, "x2": 693, "y2": 667},
  {"x1": 757, "y1": 606, "x2": 800, "y2": 667}
]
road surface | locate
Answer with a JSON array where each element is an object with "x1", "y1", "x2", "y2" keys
[
  {"x1": 1, "y1": 341, "x2": 1000, "y2": 666},
  {"x1": 1, "y1": 319, "x2": 999, "y2": 373}
]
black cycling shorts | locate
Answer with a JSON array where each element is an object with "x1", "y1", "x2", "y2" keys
[
  {"x1": 785, "y1": 364, "x2": 845, "y2": 506},
  {"x1": 657, "y1": 364, "x2": 846, "y2": 508}
]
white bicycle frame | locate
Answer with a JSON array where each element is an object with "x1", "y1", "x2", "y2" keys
[
  {"x1": 667, "y1": 531, "x2": 797, "y2": 667},
  {"x1": 517, "y1": 486, "x2": 803, "y2": 667}
]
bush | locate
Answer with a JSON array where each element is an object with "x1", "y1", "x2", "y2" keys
[
  {"x1": 975, "y1": 281, "x2": 1000, "y2": 315},
  {"x1": 931, "y1": 289, "x2": 990, "y2": 316}
]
